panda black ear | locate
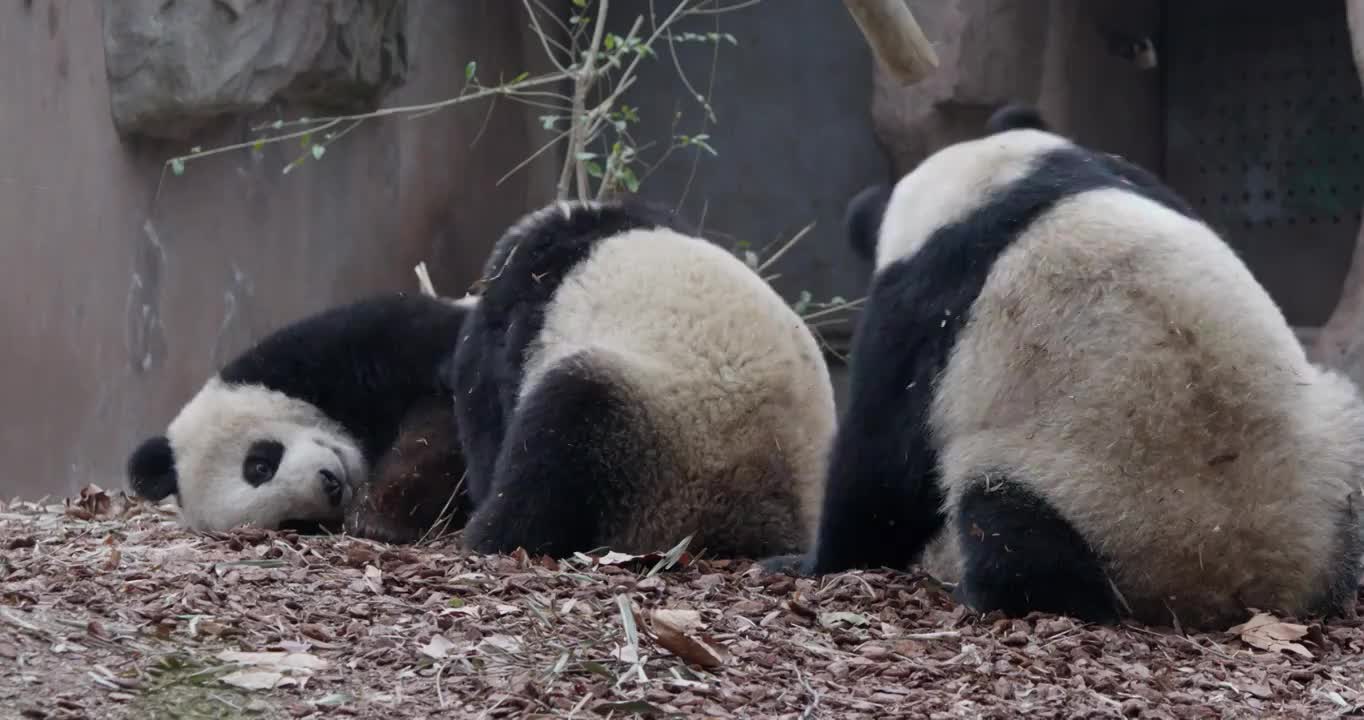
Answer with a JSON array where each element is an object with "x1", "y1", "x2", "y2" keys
[
  {"x1": 844, "y1": 184, "x2": 893, "y2": 263},
  {"x1": 127, "y1": 435, "x2": 178, "y2": 502},
  {"x1": 985, "y1": 104, "x2": 1049, "y2": 135}
]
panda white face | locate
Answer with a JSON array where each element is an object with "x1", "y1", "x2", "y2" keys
[{"x1": 143, "y1": 378, "x2": 367, "y2": 532}]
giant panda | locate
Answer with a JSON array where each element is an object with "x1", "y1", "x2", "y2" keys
[
  {"x1": 126, "y1": 292, "x2": 476, "y2": 544},
  {"x1": 446, "y1": 199, "x2": 837, "y2": 559},
  {"x1": 766, "y1": 105, "x2": 1364, "y2": 631}
]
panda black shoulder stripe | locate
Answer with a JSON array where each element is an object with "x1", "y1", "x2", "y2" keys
[
  {"x1": 808, "y1": 144, "x2": 1195, "y2": 574},
  {"x1": 471, "y1": 199, "x2": 691, "y2": 390},
  {"x1": 1092, "y1": 152, "x2": 1200, "y2": 220},
  {"x1": 449, "y1": 199, "x2": 692, "y2": 502}
]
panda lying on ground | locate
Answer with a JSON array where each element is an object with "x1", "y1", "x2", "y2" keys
[
  {"x1": 127, "y1": 292, "x2": 474, "y2": 544},
  {"x1": 447, "y1": 199, "x2": 838, "y2": 559},
  {"x1": 765, "y1": 105, "x2": 1364, "y2": 631}
]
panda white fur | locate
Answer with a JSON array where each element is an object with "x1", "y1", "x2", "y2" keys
[
  {"x1": 770, "y1": 105, "x2": 1364, "y2": 630},
  {"x1": 127, "y1": 292, "x2": 475, "y2": 544},
  {"x1": 447, "y1": 199, "x2": 837, "y2": 558}
]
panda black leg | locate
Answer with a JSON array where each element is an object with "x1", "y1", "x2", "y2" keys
[
  {"x1": 344, "y1": 397, "x2": 473, "y2": 545},
  {"x1": 955, "y1": 472, "x2": 1120, "y2": 624},
  {"x1": 462, "y1": 358, "x2": 640, "y2": 558}
]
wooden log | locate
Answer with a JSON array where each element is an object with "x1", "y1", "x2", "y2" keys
[{"x1": 843, "y1": 0, "x2": 939, "y2": 86}]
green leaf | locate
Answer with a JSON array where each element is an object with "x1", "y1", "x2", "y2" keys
[
  {"x1": 585, "y1": 161, "x2": 604, "y2": 178},
  {"x1": 311, "y1": 144, "x2": 325, "y2": 160},
  {"x1": 448, "y1": 597, "x2": 465, "y2": 608},
  {"x1": 511, "y1": 71, "x2": 529, "y2": 84},
  {"x1": 539, "y1": 115, "x2": 561, "y2": 130},
  {"x1": 571, "y1": 0, "x2": 587, "y2": 7},
  {"x1": 251, "y1": 140, "x2": 265, "y2": 152},
  {"x1": 620, "y1": 167, "x2": 640, "y2": 193},
  {"x1": 574, "y1": 151, "x2": 598, "y2": 161},
  {"x1": 465, "y1": 60, "x2": 477, "y2": 81},
  {"x1": 169, "y1": 158, "x2": 185, "y2": 176}
]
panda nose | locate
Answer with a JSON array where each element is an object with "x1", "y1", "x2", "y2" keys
[{"x1": 320, "y1": 469, "x2": 344, "y2": 506}]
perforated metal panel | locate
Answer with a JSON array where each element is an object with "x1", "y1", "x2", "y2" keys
[{"x1": 1164, "y1": 0, "x2": 1364, "y2": 326}]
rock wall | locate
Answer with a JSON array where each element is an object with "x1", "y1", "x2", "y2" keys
[
  {"x1": 104, "y1": 0, "x2": 410, "y2": 140},
  {"x1": 1, "y1": 1, "x2": 560, "y2": 499}
]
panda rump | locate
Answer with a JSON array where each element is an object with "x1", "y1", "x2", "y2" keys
[
  {"x1": 790, "y1": 104, "x2": 1364, "y2": 630},
  {"x1": 447, "y1": 199, "x2": 837, "y2": 559}
]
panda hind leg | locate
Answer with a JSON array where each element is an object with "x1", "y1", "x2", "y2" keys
[
  {"x1": 463, "y1": 355, "x2": 647, "y2": 558},
  {"x1": 955, "y1": 471, "x2": 1121, "y2": 624}
]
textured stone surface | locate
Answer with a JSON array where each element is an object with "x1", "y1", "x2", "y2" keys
[{"x1": 102, "y1": 0, "x2": 409, "y2": 139}]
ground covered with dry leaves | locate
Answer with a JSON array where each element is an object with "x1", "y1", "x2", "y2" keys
[{"x1": 4, "y1": 488, "x2": 1364, "y2": 719}]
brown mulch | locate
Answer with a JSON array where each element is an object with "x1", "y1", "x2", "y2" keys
[{"x1": 3, "y1": 488, "x2": 1364, "y2": 719}]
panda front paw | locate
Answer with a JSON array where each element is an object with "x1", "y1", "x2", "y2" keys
[{"x1": 756, "y1": 552, "x2": 815, "y2": 576}]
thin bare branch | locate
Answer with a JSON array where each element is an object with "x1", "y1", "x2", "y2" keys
[
  {"x1": 758, "y1": 222, "x2": 816, "y2": 273},
  {"x1": 559, "y1": 0, "x2": 612, "y2": 201},
  {"x1": 498, "y1": 127, "x2": 574, "y2": 187},
  {"x1": 524, "y1": 0, "x2": 571, "y2": 72}
]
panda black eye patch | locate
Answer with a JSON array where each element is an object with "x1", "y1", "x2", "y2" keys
[{"x1": 243, "y1": 439, "x2": 285, "y2": 486}]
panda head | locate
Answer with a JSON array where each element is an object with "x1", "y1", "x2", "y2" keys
[
  {"x1": 127, "y1": 377, "x2": 365, "y2": 532},
  {"x1": 844, "y1": 103, "x2": 1067, "y2": 270}
]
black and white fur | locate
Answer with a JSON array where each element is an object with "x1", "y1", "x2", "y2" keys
[
  {"x1": 447, "y1": 199, "x2": 837, "y2": 559},
  {"x1": 127, "y1": 292, "x2": 475, "y2": 544},
  {"x1": 772, "y1": 105, "x2": 1364, "y2": 630}
]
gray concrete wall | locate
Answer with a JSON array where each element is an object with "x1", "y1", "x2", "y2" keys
[
  {"x1": 1, "y1": 1, "x2": 560, "y2": 499},
  {"x1": 600, "y1": 1, "x2": 892, "y2": 325}
]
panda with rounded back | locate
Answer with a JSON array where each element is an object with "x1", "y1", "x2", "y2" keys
[
  {"x1": 447, "y1": 199, "x2": 837, "y2": 559},
  {"x1": 127, "y1": 292, "x2": 477, "y2": 544},
  {"x1": 769, "y1": 104, "x2": 1364, "y2": 630}
]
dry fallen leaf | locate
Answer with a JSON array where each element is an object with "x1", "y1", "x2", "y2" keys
[
  {"x1": 479, "y1": 634, "x2": 523, "y2": 655},
  {"x1": 648, "y1": 608, "x2": 730, "y2": 669},
  {"x1": 597, "y1": 550, "x2": 639, "y2": 565},
  {"x1": 420, "y1": 635, "x2": 455, "y2": 660},
  {"x1": 1228, "y1": 612, "x2": 1313, "y2": 658},
  {"x1": 818, "y1": 611, "x2": 870, "y2": 629},
  {"x1": 652, "y1": 609, "x2": 703, "y2": 633},
  {"x1": 220, "y1": 670, "x2": 291, "y2": 690},
  {"x1": 363, "y1": 564, "x2": 383, "y2": 594},
  {"x1": 216, "y1": 651, "x2": 326, "y2": 692},
  {"x1": 68, "y1": 484, "x2": 114, "y2": 520},
  {"x1": 217, "y1": 650, "x2": 330, "y2": 672}
]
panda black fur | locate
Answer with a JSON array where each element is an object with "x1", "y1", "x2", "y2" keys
[
  {"x1": 771, "y1": 105, "x2": 1364, "y2": 630},
  {"x1": 127, "y1": 292, "x2": 476, "y2": 544},
  {"x1": 447, "y1": 199, "x2": 837, "y2": 559}
]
